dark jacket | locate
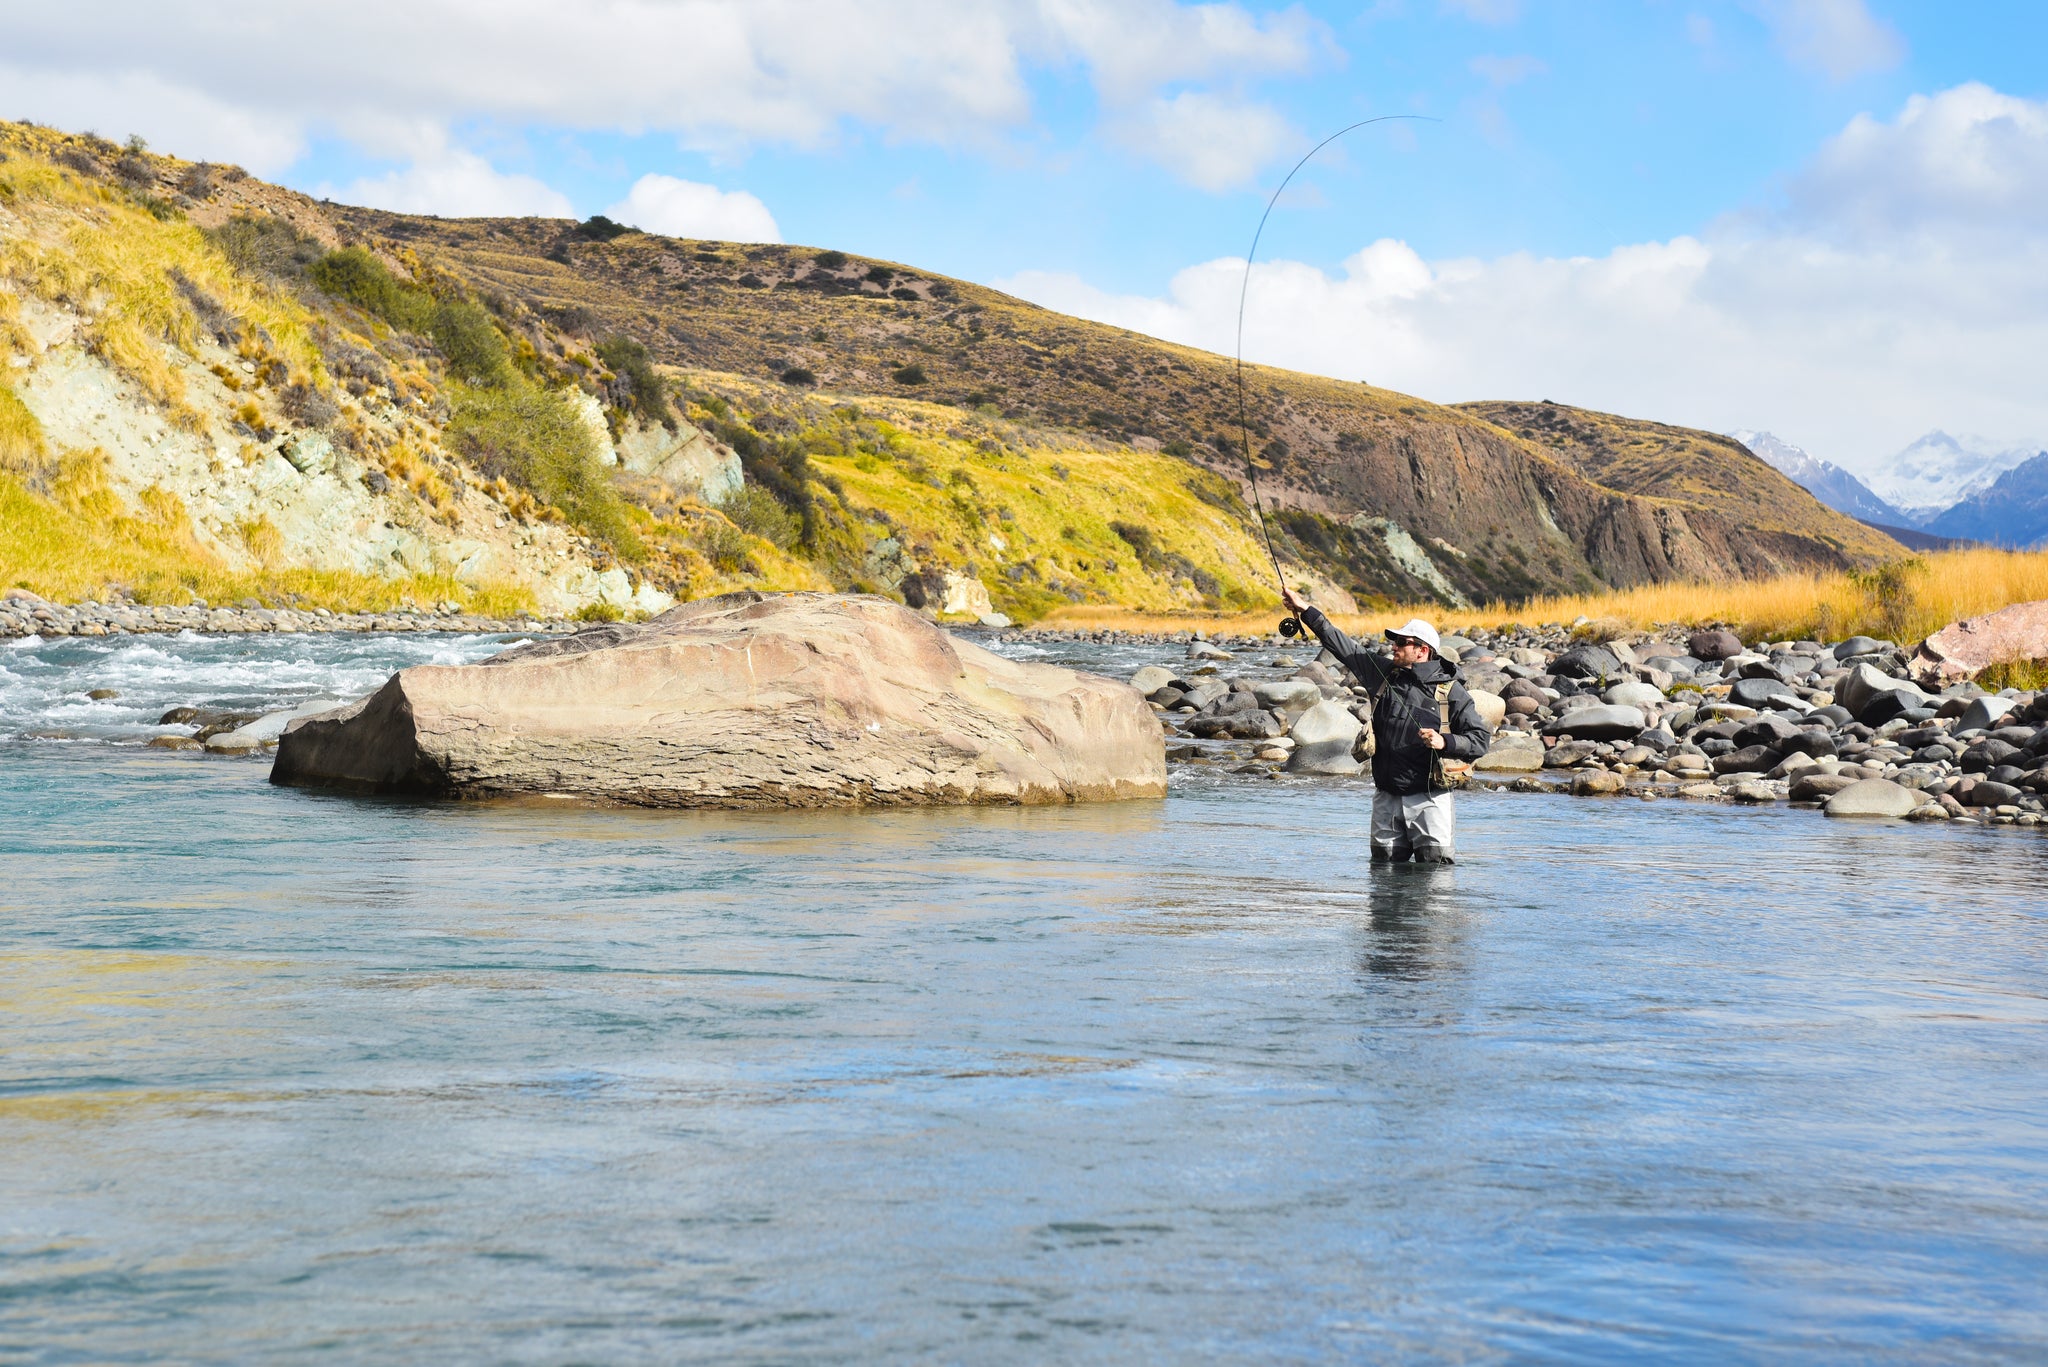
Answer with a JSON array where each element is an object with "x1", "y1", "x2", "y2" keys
[{"x1": 1300, "y1": 607, "x2": 1493, "y2": 795}]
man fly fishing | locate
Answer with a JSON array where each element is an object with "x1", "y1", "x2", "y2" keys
[{"x1": 1281, "y1": 587, "x2": 1491, "y2": 863}]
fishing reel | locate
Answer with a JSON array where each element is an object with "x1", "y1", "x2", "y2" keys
[{"x1": 1278, "y1": 615, "x2": 1303, "y2": 638}]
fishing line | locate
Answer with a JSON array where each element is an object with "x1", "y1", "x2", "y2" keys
[{"x1": 1231, "y1": 114, "x2": 1436, "y2": 637}]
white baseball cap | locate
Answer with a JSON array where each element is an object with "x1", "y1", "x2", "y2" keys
[{"x1": 1384, "y1": 618, "x2": 1441, "y2": 653}]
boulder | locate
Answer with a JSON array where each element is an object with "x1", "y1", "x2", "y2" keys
[
  {"x1": 1571, "y1": 770, "x2": 1626, "y2": 795},
  {"x1": 1129, "y1": 665, "x2": 1176, "y2": 696},
  {"x1": 1504, "y1": 695, "x2": 1541, "y2": 717},
  {"x1": 1550, "y1": 645, "x2": 1621, "y2": 680},
  {"x1": 1466, "y1": 688, "x2": 1507, "y2": 728},
  {"x1": 1729, "y1": 677, "x2": 1800, "y2": 709},
  {"x1": 1956, "y1": 695, "x2": 2018, "y2": 734},
  {"x1": 1789, "y1": 772, "x2": 1860, "y2": 802},
  {"x1": 1823, "y1": 778, "x2": 1926, "y2": 819},
  {"x1": 1965, "y1": 780, "x2": 2023, "y2": 808},
  {"x1": 1500, "y1": 678, "x2": 1549, "y2": 704},
  {"x1": 1473, "y1": 730, "x2": 1544, "y2": 772},
  {"x1": 272, "y1": 593, "x2": 1165, "y2": 807},
  {"x1": 1541, "y1": 704, "x2": 1646, "y2": 742},
  {"x1": 1688, "y1": 629, "x2": 1743, "y2": 661},
  {"x1": 1181, "y1": 680, "x2": 1230, "y2": 710},
  {"x1": 1834, "y1": 662, "x2": 1928, "y2": 722},
  {"x1": 1188, "y1": 641, "x2": 1232, "y2": 660},
  {"x1": 1909, "y1": 600, "x2": 2048, "y2": 688},
  {"x1": 1832, "y1": 635, "x2": 1889, "y2": 660},
  {"x1": 1603, "y1": 680, "x2": 1665, "y2": 708},
  {"x1": 617, "y1": 418, "x2": 743, "y2": 503},
  {"x1": 1285, "y1": 700, "x2": 1364, "y2": 775},
  {"x1": 1253, "y1": 679, "x2": 1324, "y2": 714},
  {"x1": 205, "y1": 697, "x2": 350, "y2": 752}
]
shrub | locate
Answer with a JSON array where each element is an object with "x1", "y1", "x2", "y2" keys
[
  {"x1": 179, "y1": 162, "x2": 218, "y2": 199},
  {"x1": 891, "y1": 363, "x2": 927, "y2": 386},
  {"x1": 719, "y1": 483, "x2": 799, "y2": 550},
  {"x1": 694, "y1": 519, "x2": 756, "y2": 574},
  {"x1": 574, "y1": 600, "x2": 624, "y2": 622},
  {"x1": 1110, "y1": 520, "x2": 1163, "y2": 569},
  {"x1": 281, "y1": 382, "x2": 339, "y2": 428},
  {"x1": 430, "y1": 299, "x2": 510, "y2": 383},
  {"x1": 864, "y1": 265, "x2": 894, "y2": 284},
  {"x1": 446, "y1": 380, "x2": 639, "y2": 556},
  {"x1": 0, "y1": 382, "x2": 54, "y2": 492},
  {"x1": 577, "y1": 215, "x2": 635, "y2": 241},
  {"x1": 814, "y1": 250, "x2": 848, "y2": 270},
  {"x1": 594, "y1": 335, "x2": 670, "y2": 427},
  {"x1": 309, "y1": 247, "x2": 434, "y2": 332},
  {"x1": 780, "y1": 366, "x2": 817, "y2": 387}
]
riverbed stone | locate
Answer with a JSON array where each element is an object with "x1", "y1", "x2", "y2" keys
[
  {"x1": 1473, "y1": 730, "x2": 1545, "y2": 772},
  {"x1": 273, "y1": 592, "x2": 1166, "y2": 807},
  {"x1": 1253, "y1": 679, "x2": 1324, "y2": 714},
  {"x1": 1956, "y1": 696, "x2": 2019, "y2": 734},
  {"x1": 1688, "y1": 629, "x2": 1743, "y2": 661},
  {"x1": 1823, "y1": 778, "x2": 1925, "y2": 818},
  {"x1": 1541, "y1": 704, "x2": 1646, "y2": 742},
  {"x1": 1550, "y1": 645, "x2": 1622, "y2": 680},
  {"x1": 1965, "y1": 780, "x2": 2023, "y2": 808},
  {"x1": 1129, "y1": 665, "x2": 1175, "y2": 696},
  {"x1": 1465, "y1": 688, "x2": 1507, "y2": 728},
  {"x1": 1285, "y1": 699, "x2": 1364, "y2": 775},
  {"x1": 1790, "y1": 772, "x2": 1859, "y2": 801},
  {"x1": 1572, "y1": 770, "x2": 1626, "y2": 795}
]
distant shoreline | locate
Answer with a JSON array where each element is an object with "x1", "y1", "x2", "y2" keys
[{"x1": 0, "y1": 598, "x2": 581, "y2": 639}]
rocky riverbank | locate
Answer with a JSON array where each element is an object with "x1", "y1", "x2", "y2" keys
[
  {"x1": 1035, "y1": 622, "x2": 2048, "y2": 829},
  {"x1": 0, "y1": 589, "x2": 580, "y2": 639}
]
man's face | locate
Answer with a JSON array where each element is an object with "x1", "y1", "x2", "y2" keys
[{"x1": 1389, "y1": 636, "x2": 1433, "y2": 668}]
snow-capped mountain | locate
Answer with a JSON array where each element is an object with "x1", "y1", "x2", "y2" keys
[
  {"x1": 1859, "y1": 431, "x2": 2044, "y2": 525},
  {"x1": 1927, "y1": 451, "x2": 2048, "y2": 548},
  {"x1": 1728, "y1": 430, "x2": 1907, "y2": 527}
]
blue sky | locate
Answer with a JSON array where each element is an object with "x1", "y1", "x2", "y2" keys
[{"x1": 11, "y1": 1, "x2": 2048, "y2": 469}]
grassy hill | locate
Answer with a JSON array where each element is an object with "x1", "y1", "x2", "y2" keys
[{"x1": 0, "y1": 120, "x2": 1904, "y2": 621}]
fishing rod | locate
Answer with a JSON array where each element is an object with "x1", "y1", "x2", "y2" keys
[{"x1": 1232, "y1": 114, "x2": 1436, "y2": 638}]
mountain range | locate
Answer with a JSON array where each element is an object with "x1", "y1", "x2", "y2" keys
[{"x1": 1733, "y1": 429, "x2": 2048, "y2": 549}]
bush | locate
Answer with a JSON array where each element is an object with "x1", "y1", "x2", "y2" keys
[
  {"x1": 203, "y1": 214, "x2": 324, "y2": 283},
  {"x1": 719, "y1": 483, "x2": 799, "y2": 550},
  {"x1": 430, "y1": 299, "x2": 510, "y2": 383},
  {"x1": 281, "y1": 383, "x2": 339, "y2": 428},
  {"x1": 694, "y1": 519, "x2": 756, "y2": 574},
  {"x1": 594, "y1": 335, "x2": 670, "y2": 427},
  {"x1": 446, "y1": 380, "x2": 639, "y2": 556},
  {"x1": 309, "y1": 247, "x2": 434, "y2": 332},
  {"x1": 814, "y1": 250, "x2": 848, "y2": 270},
  {"x1": 864, "y1": 265, "x2": 894, "y2": 284},
  {"x1": 577, "y1": 215, "x2": 635, "y2": 241},
  {"x1": 780, "y1": 367, "x2": 817, "y2": 387},
  {"x1": 891, "y1": 363, "x2": 927, "y2": 386}
]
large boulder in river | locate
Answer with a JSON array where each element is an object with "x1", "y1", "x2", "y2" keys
[
  {"x1": 1823, "y1": 778, "x2": 1926, "y2": 819},
  {"x1": 271, "y1": 592, "x2": 1166, "y2": 807},
  {"x1": 1285, "y1": 700, "x2": 1363, "y2": 775},
  {"x1": 1541, "y1": 704, "x2": 1646, "y2": 742}
]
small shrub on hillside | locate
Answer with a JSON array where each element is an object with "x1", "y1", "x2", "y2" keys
[
  {"x1": 891, "y1": 364, "x2": 927, "y2": 386},
  {"x1": 179, "y1": 162, "x2": 218, "y2": 199},
  {"x1": 309, "y1": 247, "x2": 435, "y2": 332},
  {"x1": 594, "y1": 335, "x2": 671, "y2": 428},
  {"x1": 780, "y1": 367, "x2": 817, "y2": 387},
  {"x1": 864, "y1": 265, "x2": 893, "y2": 285},
  {"x1": 1110, "y1": 520, "x2": 1163, "y2": 569},
  {"x1": 814, "y1": 251, "x2": 848, "y2": 270},
  {"x1": 576, "y1": 215, "x2": 634, "y2": 241},
  {"x1": 430, "y1": 299, "x2": 510, "y2": 383},
  {"x1": 694, "y1": 519, "x2": 757, "y2": 574},
  {"x1": 719, "y1": 484, "x2": 799, "y2": 550},
  {"x1": 281, "y1": 382, "x2": 339, "y2": 428},
  {"x1": 574, "y1": 600, "x2": 625, "y2": 622},
  {"x1": 446, "y1": 381, "x2": 639, "y2": 556},
  {"x1": 0, "y1": 382, "x2": 54, "y2": 493}
]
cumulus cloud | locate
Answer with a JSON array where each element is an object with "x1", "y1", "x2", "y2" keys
[
  {"x1": 998, "y1": 85, "x2": 2048, "y2": 470},
  {"x1": 4, "y1": 0, "x2": 1320, "y2": 191},
  {"x1": 326, "y1": 148, "x2": 574, "y2": 218},
  {"x1": 1741, "y1": 0, "x2": 1904, "y2": 81},
  {"x1": 0, "y1": 64, "x2": 305, "y2": 174},
  {"x1": 1109, "y1": 91, "x2": 1298, "y2": 192},
  {"x1": 606, "y1": 175, "x2": 782, "y2": 244}
]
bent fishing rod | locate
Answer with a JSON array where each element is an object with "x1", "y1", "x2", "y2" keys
[{"x1": 1231, "y1": 114, "x2": 1436, "y2": 638}]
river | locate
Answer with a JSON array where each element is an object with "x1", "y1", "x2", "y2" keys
[{"x1": 3, "y1": 630, "x2": 2046, "y2": 1361}]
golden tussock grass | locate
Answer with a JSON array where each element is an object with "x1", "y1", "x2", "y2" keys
[
  {"x1": 1036, "y1": 548, "x2": 2048, "y2": 647},
  {"x1": 0, "y1": 470, "x2": 532, "y2": 616}
]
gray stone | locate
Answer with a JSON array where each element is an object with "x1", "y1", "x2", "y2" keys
[
  {"x1": 1181, "y1": 680, "x2": 1230, "y2": 710},
  {"x1": 207, "y1": 697, "x2": 350, "y2": 751},
  {"x1": 1966, "y1": 780, "x2": 2023, "y2": 807},
  {"x1": 1541, "y1": 704, "x2": 1646, "y2": 742},
  {"x1": 1957, "y1": 695, "x2": 2019, "y2": 734},
  {"x1": 1603, "y1": 680, "x2": 1665, "y2": 708},
  {"x1": 1832, "y1": 635, "x2": 1889, "y2": 659},
  {"x1": 1253, "y1": 679, "x2": 1324, "y2": 713},
  {"x1": 1129, "y1": 666, "x2": 1175, "y2": 696},
  {"x1": 1823, "y1": 778, "x2": 1926, "y2": 818},
  {"x1": 1550, "y1": 645, "x2": 1622, "y2": 680},
  {"x1": 1285, "y1": 699, "x2": 1365, "y2": 775},
  {"x1": 1688, "y1": 629, "x2": 1743, "y2": 661},
  {"x1": 1711, "y1": 744, "x2": 1777, "y2": 775},
  {"x1": 1835, "y1": 662, "x2": 1909, "y2": 718},
  {"x1": 1572, "y1": 770, "x2": 1626, "y2": 795},
  {"x1": 1466, "y1": 688, "x2": 1507, "y2": 728},
  {"x1": 1188, "y1": 641, "x2": 1232, "y2": 660},
  {"x1": 1473, "y1": 730, "x2": 1544, "y2": 772},
  {"x1": 1729, "y1": 677, "x2": 1799, "y2": 709}
]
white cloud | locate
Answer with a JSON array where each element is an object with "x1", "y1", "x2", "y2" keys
[
  {"x1": 2, "y1": 0, "x2": 1319, "y2": 191},
  {"x1": 0, "y1": 64, "x2": 305, "y2": 174},
  {"x1": 1741, "y1": 0, "x2": 1904, "y2": 81},
  {"x1": 327, "y1": 148, "x2": 574, "y2": 218},
  {"x1": 606, "y1": 175, "x2": 781, "y2": 244},
  {"x1": 1109, "y1": 91, "x2": 1297, "y2": 192},
  {"x1": 997, "y1": 85, "x2": 2048, "y2": 470}
]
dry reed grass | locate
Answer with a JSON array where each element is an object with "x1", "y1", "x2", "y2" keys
[{"x1": 1035, "y1": 549, "x2": 2048, "y2": 647}]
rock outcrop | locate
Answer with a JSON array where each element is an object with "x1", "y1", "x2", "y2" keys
[
  {"x1": 1909, "y1": 600, "x2": 2048, "y2": 687},
  {"x1": 270, "y1": 592, "x2": 1165, "y2": 806}
]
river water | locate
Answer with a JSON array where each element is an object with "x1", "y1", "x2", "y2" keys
[{"x1": 4, "y1": 632, "x2": 2046, "y2": 1362}]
